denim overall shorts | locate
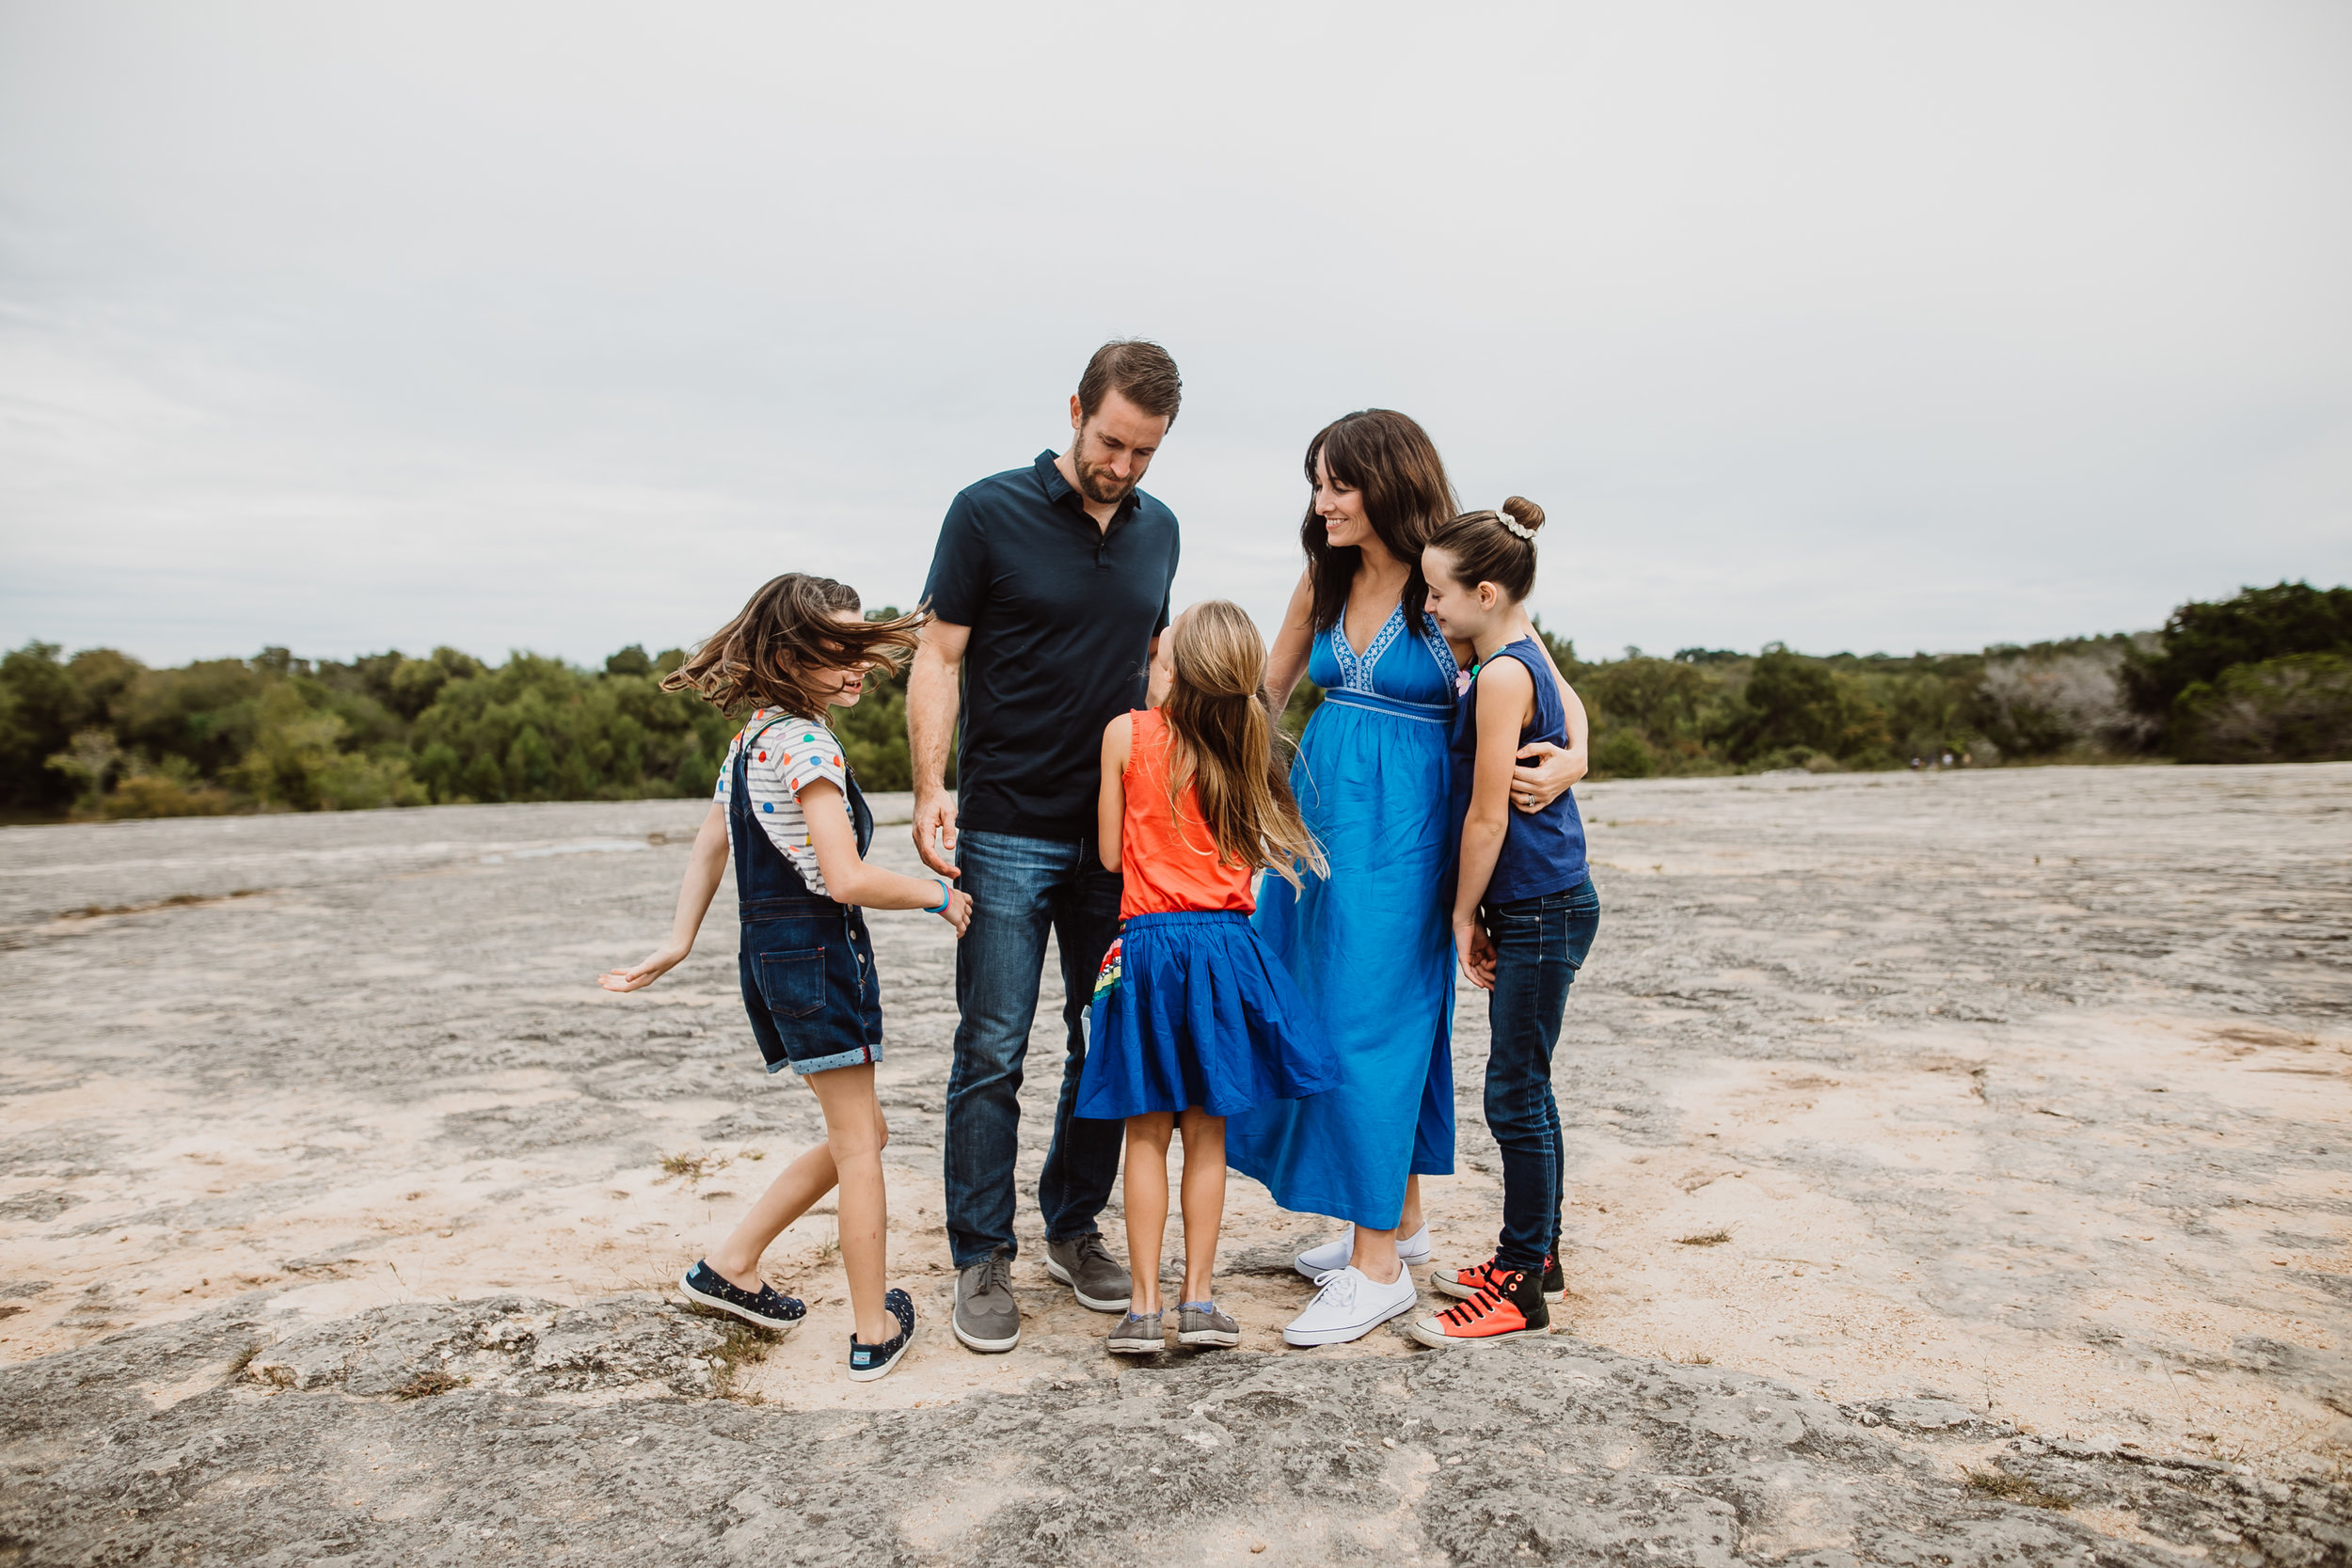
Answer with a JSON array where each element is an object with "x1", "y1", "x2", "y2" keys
[{"x1": 730, "y1": 716, "x2": 883, "y2": 1075}]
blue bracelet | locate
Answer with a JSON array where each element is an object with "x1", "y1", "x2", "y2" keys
[{"x1": 925, "y1": 879, "x2": 951, "y2": 913}]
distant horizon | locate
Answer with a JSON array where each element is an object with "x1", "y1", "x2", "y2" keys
[{"x1": 9, "y1": 601, "x2": 2237, "y2": 673}]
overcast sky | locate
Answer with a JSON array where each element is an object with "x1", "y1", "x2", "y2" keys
[{"x1": 4, "y1": 2, "x2": 2347, "y2": 668}]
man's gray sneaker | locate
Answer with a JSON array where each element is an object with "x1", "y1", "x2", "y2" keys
[
  {"x1": 953, "y1": 1249, "x2": 1020, "y2": 1353},
  {"x1": 1045, "y1": 1233, "x2": 1132, "y2": 1313},
  {"x1": 1177, "y1": 1303, "x2": 1239, "y2": 1349},
  {"x1": 1106, "y1": 1311, "x2": 1165, "y2": 1354}
]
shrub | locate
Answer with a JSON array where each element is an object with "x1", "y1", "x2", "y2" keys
[
  {"x1": 103, "y1": 758, "x2": 231, "y2": 818},
  {"x1": 1590, "y1": 730, "x2": 1657, "y2": 779},
  {"x1": 2172, "y1": 654, "x2": 2352, "y2": 764},
  {"x1": 2125, "y1": 581, "x2": 2352, "y2": 726},
  {"x1": 1972, "y1": 640, "x2": 2152, "y2": 760},
  {"x1": 0, "y1": 642, "x2": 82, "y2": 812},
  {"x1": 1714, "y1": 650, "x2": 1889, "y2": 766}
]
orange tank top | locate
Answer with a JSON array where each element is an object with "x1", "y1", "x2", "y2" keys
[{"x1": 1119, "y1": 708, "x2": 1257, "y2": 919}]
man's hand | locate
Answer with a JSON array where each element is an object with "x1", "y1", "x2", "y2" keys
[
  {"x1": 913, "y1": 791, "x2": 961, "y2": 879},
  {"x1": 906, "y1": 620, "x2": 970, "y2": 878},
  {"x1": 1511, "y1": 741, "x2": 1587, "y2": 813}
]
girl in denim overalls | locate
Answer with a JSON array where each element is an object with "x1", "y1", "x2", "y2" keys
[{"x1": 602, "y1": 573, "x2": 972, "y2": 1383}]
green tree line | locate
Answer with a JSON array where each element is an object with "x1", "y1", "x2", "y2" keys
[
  {"x1": 1536, "y1": 579, "x2": 2351, "y2": 780},
  {"x1": 0, "y1": 612, "x2": 924, "y2": 821},
  {"x1": 3, "y1": 584, "x2": 2345, "y2": 820}
]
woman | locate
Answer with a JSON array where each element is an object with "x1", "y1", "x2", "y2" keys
[{"x1": 1226, "y1": 409, "x2": 1587, "y2": 1346}]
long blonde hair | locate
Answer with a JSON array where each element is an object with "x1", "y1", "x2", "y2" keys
[{"x1": 1161, "y1": 600, "x2": 1327, "y2": 892}]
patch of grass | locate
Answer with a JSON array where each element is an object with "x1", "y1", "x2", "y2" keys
[
  {"x1": 1675, "y1": 1351, "x2": 1715, "y2": 1366},
  {"x1": 390, "y1": 1369, "x2": 468, "y2": 1401},
  {"x1": 709, "y1": 1320, "x2": 780, "y2": 1402},
  {"x1": 659, "y1": 1150, "x2": 730, "y2": 1184},
  {"x1": 1676, "y1": 1228, "x2": 1733, "y2": 1247},
  {"x1": 1962, "y1": 1466, "x2": 2071, "y2": 1511},
  {"x1": 224, "y1": 1342, "x2": 264, "y2": 1381}
]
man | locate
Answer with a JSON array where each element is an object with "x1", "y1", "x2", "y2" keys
[{"x1": 909, "y1": 340, "x2": 1184, "y2": 1353}]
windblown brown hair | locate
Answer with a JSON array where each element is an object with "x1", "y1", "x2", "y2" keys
[
  {"x1": 1161, "y1": 600, "x2": 1327, "y2": 892},
  {"x1": 1425, "y1": 497, "x2": 1547, "y2": 604},
  {"x1": 1077, "y1": 339, "x2": 1183, "y2": 428},
  {"x1": 1300, "y1": 409, "x2": 1459, "y2": 636},
  {"x1": 662, "y1": 574, "x2": 925, "y2": 721}
]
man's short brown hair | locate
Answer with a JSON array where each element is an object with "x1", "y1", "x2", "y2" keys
[{"x1": 1076, "y1": 339, "x2": 1182, "y2": 429}]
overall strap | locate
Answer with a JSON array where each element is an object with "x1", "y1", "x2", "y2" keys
[
  {"x1": 844, "y1": 767, "x2": 875, "y2": 857},
  {"x1": 741, "y1": 712, "x2": 797, "y2": 752}
]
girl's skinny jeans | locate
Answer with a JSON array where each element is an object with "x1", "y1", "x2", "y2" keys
[{"x1": 1483, "y1": 878, "x2": 1601, "y2": 1272}]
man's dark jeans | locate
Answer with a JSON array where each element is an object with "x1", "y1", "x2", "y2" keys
[
  {"x1": 944, "y1": 828, "x2": 1126, "y2": 1268},
  {"x1": 1484, "y1": 879, "x2": 1601, "y2": 1272}
]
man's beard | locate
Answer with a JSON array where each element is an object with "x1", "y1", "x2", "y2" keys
[{"x1": 1072, "y1": 443, "x2": 1136, "y2": 507}]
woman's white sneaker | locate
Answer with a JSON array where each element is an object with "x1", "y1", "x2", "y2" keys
[
  {"x1": 1292, "y1": 1224, "x2": 1431, "y2": 1281},
  {"x1": 1281, "y1": 1265, "x2": 1419, "y2": 1346}
]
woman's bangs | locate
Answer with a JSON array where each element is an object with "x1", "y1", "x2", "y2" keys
[{"x1": 1310, "y1": 422, "x2": 1377, "y2": 497}]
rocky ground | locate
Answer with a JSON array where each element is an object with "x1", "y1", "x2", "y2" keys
[{"x1": 2, "y1": 763, "x2": 2347, "y2": 1565}]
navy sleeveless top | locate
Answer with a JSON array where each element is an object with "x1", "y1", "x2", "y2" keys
[{"x1": 1447, "y1": 636, "x2": 1589, "y2": 906}]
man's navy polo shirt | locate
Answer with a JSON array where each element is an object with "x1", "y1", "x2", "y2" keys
[{"x1": 922, "y1": 451, "x2": 1181, "y2": 841}]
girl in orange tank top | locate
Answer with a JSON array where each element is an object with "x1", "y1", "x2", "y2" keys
[
  {"x1": 1075, "y1": 601, "x2": 1340, "y2": 1355},
  {"x1": 1113, "y1": 707, "x2": 1256, "y2": 918}
]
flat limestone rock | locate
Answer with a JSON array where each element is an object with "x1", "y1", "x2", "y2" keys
[
  {"x1": 242, "y1": 1292, "x2": 735, "y2": 1399},
  {"x1": 3, "y1": 1294, "x2": 2346, "y2": 1565},
  {"x1": 6, "y1": 771, "x2": 2350, "y2": 1562}
]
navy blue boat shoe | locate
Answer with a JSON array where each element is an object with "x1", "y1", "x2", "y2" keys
[
  {"x1": 849, "y1": 1288, "x2": 917, "y2": 1383},
  {"x1": 679, "y1": 1260, "x2": 805, "y2": 1333}
]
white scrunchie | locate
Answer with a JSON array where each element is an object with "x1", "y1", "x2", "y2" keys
[{"x1": 1497, "y1": 508, "x2": 1534, "y2": 542}]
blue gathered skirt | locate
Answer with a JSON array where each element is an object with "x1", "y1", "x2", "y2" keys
[{"x1": 1076, "y1": 911, "x2": 1341, "y2": 1120}]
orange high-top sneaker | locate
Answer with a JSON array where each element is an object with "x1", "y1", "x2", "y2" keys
[
  {"x1": 1433, "y1": 1252, "x2": 1564, "y2": 1303},
  {"x1": 1408, "y1": 1266, "x2": 1550, "y2": 1346}
]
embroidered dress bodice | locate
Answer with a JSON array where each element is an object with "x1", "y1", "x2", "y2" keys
[{"x1": 1311, "y1": 602, "x2": 1458, "y2": 710}]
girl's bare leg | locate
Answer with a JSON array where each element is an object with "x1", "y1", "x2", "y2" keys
[
  {"x1": 1347, "y1": 1175, "x2": 1422, "y2": 1285},
  {"x1": 1122, "y1": 1114, "x2": 1176, "y2": 1315},
  {"x1": 1175, "y1": 1108, "x2": 1226, "y2": 1304},
  {"x1": 803, "y1": 1064, "x2": 894, "y2": 1345},
  {"x1": 708, "y1": 1144, "x2": 838, "y2": 1291}
]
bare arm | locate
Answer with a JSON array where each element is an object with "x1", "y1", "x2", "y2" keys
[
  {"x1": 801, "y1": 781, "x2": 972, "y2": 934},
  {"x1": 1453, "y1": 659, "x2": 1536, "y2": 990},
  {"x1": 1097, "y1": 713, "x2": 1132, "y2": 873},
  {"x1": 1261, "y1": 569, "x2": 1315, "y2": 715},
  {"x1": 599, "y1": 801, "x2": 729, "y2": 991},
  {"x1": 907, "y1": 618, "x2": 970, "y2": 878},
  {"x1": 1512, "y1": 615, "x2": 1589, "y2": 811}
]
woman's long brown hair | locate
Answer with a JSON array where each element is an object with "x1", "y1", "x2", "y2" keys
[
  {"x1": 1299, "y1": 409, "x2": 1459, "y2": 636},
  {"x1": 1161, "y1": 600, "x2": 1327, "y2": 892},
  {"x1": 662, "y1": 574, "x2": 925, "y2": 719}
]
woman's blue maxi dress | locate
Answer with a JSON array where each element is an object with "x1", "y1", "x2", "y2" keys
[{"x1": 1226, "y1": 602, "x2": 1459, "y2": 1230}]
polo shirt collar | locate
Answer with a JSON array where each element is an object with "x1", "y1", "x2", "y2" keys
[{"x1": 1034, "y1": 449, "x2": 1137, "y2": 526}]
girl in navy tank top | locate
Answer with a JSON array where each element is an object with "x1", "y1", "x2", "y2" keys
[{"x1": 1411, "y1": 498, "x2": 1604, "y2": 1348}]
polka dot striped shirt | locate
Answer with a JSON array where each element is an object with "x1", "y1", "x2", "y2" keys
[{"x1": 712, "y1": 709, "x2": 850, "y2": 895}]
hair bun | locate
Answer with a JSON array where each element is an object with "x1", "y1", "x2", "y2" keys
[{"x1": 1498, "y1": 496, "x2": 1546, "y2": 534}]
